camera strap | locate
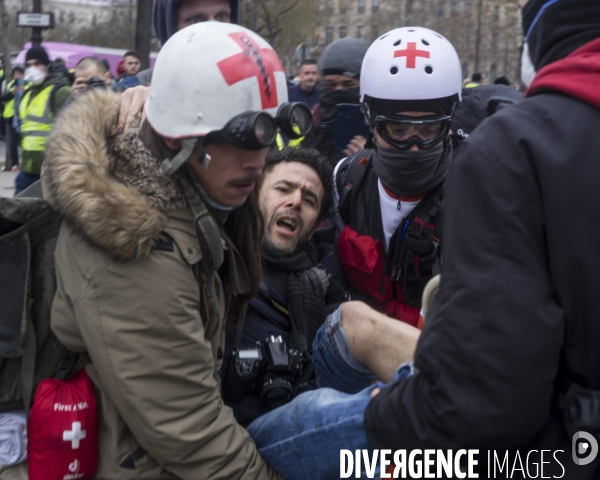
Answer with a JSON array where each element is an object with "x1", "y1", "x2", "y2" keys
[
  {"x1": 231, "y1": 279, "x2": 303, "y2": 353},
  {"x1": 232, "y1": 305, "x2": 247, "y2": 353}
]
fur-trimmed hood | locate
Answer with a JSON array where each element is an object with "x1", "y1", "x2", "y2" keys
[{"x1": 42, "y1": 88, "x2": 186, "y2": 261}]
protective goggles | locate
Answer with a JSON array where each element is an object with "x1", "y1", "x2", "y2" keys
[
  {"x1": 374, "y1": 113, "x2": 452, "y2": 150},
  {"x1": 202, "y1": 102, "x2": 312, "y2": 151}
]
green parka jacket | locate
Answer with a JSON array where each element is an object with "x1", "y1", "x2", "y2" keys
[{"x1": 40, "y1": 89, "x2": 283, "y2": 480}]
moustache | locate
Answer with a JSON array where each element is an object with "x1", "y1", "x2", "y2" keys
[{"x1": 228, "y1": 173, "x2": 261, "y2": 187}]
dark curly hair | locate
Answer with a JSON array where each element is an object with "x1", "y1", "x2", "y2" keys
[{"x1": 262, "y1": 147, "x2": 334, "y2": 221}]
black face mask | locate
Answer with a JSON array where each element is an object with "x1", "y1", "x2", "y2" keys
[
  {"x1": 371, "y1": 141, "x2": 452, "y2": 197},
  {"x1": 318, "y1": 86, "x2": 361, "y2": 121}
]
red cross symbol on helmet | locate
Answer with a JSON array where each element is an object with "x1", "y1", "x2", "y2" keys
[
  {"x1": 217, "y1": 32, "x2": 284, "y2": 109},
  {"x1": 393, "y1": 42, "x2": 430, "y2": 68}
]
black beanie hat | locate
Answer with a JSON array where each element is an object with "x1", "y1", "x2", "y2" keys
[
  {"x1": 522, "y1": 0, "x2": 600, "y2": 71},
  {"x1": 153, "y1": 0, "x2": 240, "y2": 46},
  {"x1": 25, "y1": 45, "x2": 50, "y2": 67},
  {"x1": 319, "y1": 37, "x2": 368, "y2": 79}
]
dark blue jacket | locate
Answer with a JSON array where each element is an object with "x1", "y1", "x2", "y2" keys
[{"x1": 287, "y1": 83, "x2": 320, "y2": 109}]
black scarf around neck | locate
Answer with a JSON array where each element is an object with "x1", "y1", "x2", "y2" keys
[{"x1": 261, "y1": 241, "x2": 329, "y2": 352}]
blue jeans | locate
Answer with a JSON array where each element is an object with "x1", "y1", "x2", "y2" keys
[
  {"x1": 14, "y1": 172, "x2": 39, "y2": 196},
  {"x1": 247, "y1": 308, "x2": 414, "y2": 480},
  {"x1": 312, "y1": 307, "x2": 377, "y2": 393}
]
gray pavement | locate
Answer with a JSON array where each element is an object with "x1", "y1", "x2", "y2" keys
[{"x1": 0, "y1": 140, "x2": 18, "y2": 197}]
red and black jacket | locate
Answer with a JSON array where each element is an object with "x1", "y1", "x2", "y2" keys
[{"x1": 335, "y1": 150, "x2": 443, "y2": 328}]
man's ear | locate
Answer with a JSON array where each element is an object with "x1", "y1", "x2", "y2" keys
[
  {"x1": 103, "y1": 72, "x2": 112, "y2": 85},
  {"x1": 163, "y1": 137, "x2": 183, "y2": 150}
]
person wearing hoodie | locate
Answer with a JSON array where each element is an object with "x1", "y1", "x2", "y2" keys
[
  {"x1": 14, "y1": 46, "x2": 70, "y2": 195},
  {"x1": 136, "y1": 0, "x2": 239, "y2": 87},
  {"x1": 114, "y1": 0, "x2": 239, "y2": 131},
  {"x1": 245, "y1": 1, "x2": 600, "y2": 477}
]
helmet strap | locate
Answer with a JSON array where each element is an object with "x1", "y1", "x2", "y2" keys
[{"x1": 161, "y1": 137, "x2": 199, "y2": 177}]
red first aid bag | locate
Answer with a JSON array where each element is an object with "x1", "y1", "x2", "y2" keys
[{"x1": 27, "y1": 368, "x2": 99, "y2": 480}]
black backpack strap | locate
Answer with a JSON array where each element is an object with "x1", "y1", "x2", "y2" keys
[
  {"x1": 337, "y1": 149, "x2": 373, "y2": 224},
  {"x1": 408, "y1": 183, "x2": 444, "y2": 238},
  {"x1": 176, "y1": 170, "x2": 224, "y2": 272},
  {"x1": 21, "y1": 315, "x2": 36, "y2": 414},
  {"x1": 387, "y1": 183, "x2": 445, "y2": 306}
]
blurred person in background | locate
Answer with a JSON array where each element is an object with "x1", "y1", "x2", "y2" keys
[
  {"x1": 287, "y1": 59, "x2": 320, "y2": 109},
  {"x1": 301, "y1": 37, "x2": 369, "y2": 166},
  {"x1": 114, "y1": 51, "x2": 142, "y2": 92},
  {"x1": 116, "y1": 50, "x2": 141, "y2": 82},
  {"x1": 14, "y1": 45, "x2": 70, "y2": 195},
  {"x1": 70, "y1": 57, "x2": 112, "y2": 100},
  {"x1": 0, "y1": 66, "x2": 25, "y2": 171}
]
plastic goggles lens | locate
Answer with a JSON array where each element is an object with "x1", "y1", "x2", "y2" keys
[
  {"x1": 375, "y1": 115, "x2": 451, "y2": 150},
  {"x1": 383, "y1": 120, "x2": 445, "y2": 142}
]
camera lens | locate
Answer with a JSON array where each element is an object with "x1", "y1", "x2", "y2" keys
[{"x1": 260, "y1": 373, "x2": 293, "y2": 409}]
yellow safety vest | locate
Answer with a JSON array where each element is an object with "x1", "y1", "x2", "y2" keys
[
  {"x1": 277, "y1": 124, "x2": 305, "y2": 150},
  {"x1": 287, "y1": 136, "x2": 304, "y2": 148},
  {"x1": 19, "y1": 84, "x2": 55, "y2": 153},
  {"x1": 3, "y1": 80, "x2": 17, "y2": 119}
]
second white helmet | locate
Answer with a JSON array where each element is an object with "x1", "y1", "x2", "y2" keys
[{"x1": 361, "y1": 27, "x2": 462, "y2": 115}]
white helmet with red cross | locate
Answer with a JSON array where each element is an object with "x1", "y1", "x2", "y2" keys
[
  {"x1": 360, "y1": 26, "x2": 462, "y2": 124},
  {"x1": 146, "y1": 21, "x2": 288, "y2": 139}
]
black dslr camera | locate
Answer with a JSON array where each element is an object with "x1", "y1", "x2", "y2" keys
[
  {"x1": 226, "y1": 335, "x2": 309, "y2": 410},
  {"x1": 83, "y1": 76, "x2": 107, "y2": 90}
]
